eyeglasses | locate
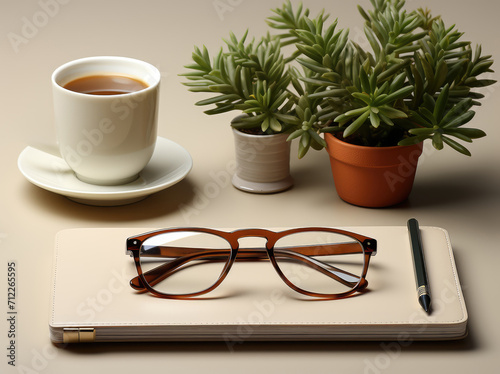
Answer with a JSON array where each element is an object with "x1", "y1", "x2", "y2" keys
[{"x1": 126, "y1": 227, "x2": 377, "y2": 299}]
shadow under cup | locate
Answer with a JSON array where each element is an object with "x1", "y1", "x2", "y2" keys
[{"x1": 52, "y1": 56, "x2": 161, "y2": 186}]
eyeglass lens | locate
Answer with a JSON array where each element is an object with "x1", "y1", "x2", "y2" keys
[
  {"x1": 140, "y1": 231, "x2": 232, "y2": 295},
  {"x1": 273, "y1": 231, "x2": 365, "y2": 295}
]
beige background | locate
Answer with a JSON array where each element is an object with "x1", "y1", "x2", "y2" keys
[{"x1": 1, "y1": 0, "x2": 499, "y2": 373}]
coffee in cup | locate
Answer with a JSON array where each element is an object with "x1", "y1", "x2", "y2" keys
[{"x1": 63, "y1": 74, "x2": 149, "y2": 96}]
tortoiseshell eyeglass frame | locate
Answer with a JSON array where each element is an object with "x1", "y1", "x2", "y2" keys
[{"x1": 126, "y1": 227, "x2": 377, "y2": 300}]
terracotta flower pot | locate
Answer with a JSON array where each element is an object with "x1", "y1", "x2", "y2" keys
[
  {"x1": 232, "y1": 128, "x2": 293, "y2": 193},
  {"x1": 325, "y1": 133, "x2": 423, "y2": 208}
]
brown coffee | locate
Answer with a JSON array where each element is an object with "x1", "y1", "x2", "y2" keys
[{"x1": 63, "y1": 74, "x2": 148, "y2": 95}]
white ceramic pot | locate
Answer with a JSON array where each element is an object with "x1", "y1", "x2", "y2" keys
[{"x1": 232, "y1": 128, "x2": 293, "y2": 193}]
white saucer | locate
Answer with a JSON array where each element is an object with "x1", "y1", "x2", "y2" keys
[{"x1": 18, "y1": 137, "x2": 193, "y2": 206}]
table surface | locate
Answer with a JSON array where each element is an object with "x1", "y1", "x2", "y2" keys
[{"x1": 1, "y1": 0, "x2": 499, "y2": 373}]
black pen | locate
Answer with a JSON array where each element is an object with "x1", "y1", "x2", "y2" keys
[{"x1": 407, "y1": 219, "x2": 431, "y2": 314}]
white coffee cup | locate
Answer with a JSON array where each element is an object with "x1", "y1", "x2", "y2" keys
[{"x1": 52, "y1": 56, "x2": 161, "y2": 186}]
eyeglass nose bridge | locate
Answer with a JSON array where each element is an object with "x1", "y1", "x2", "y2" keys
[{"x1": 227, "y1": 228, "x2": 280, "y2": 250}]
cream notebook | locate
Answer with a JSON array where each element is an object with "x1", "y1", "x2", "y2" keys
[{"x1": 49, "y1": 227, "x2": 468, "y2": 343}]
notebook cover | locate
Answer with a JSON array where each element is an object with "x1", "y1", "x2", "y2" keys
[{"x1": 49, "y1": 227, "x2": 468, "y2": 343}]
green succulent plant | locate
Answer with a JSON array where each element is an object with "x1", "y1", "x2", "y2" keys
[
  {"x1": 181, "y1": 31, "x2": 296, "y2": 135},
  {"x1": 268, "y1": 0, "x2": 496, "y2": 155},
  {"x1": 285, "y1": 74, "x2": 329, "y2": 158}
]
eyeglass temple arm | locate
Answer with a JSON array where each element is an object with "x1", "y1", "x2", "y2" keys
[
  {"x1": 272, "y1": 249, "x2": 361, "y2": 287},
  {"x1": 130, "y1": 250, "x2": 229, "y2": 290},
  {"x1": 129, "y1": 242, "x2": 366, "y2": 258},
  {"x1": 130, "y1": 247, "x2": 362, "y2": 291}
]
